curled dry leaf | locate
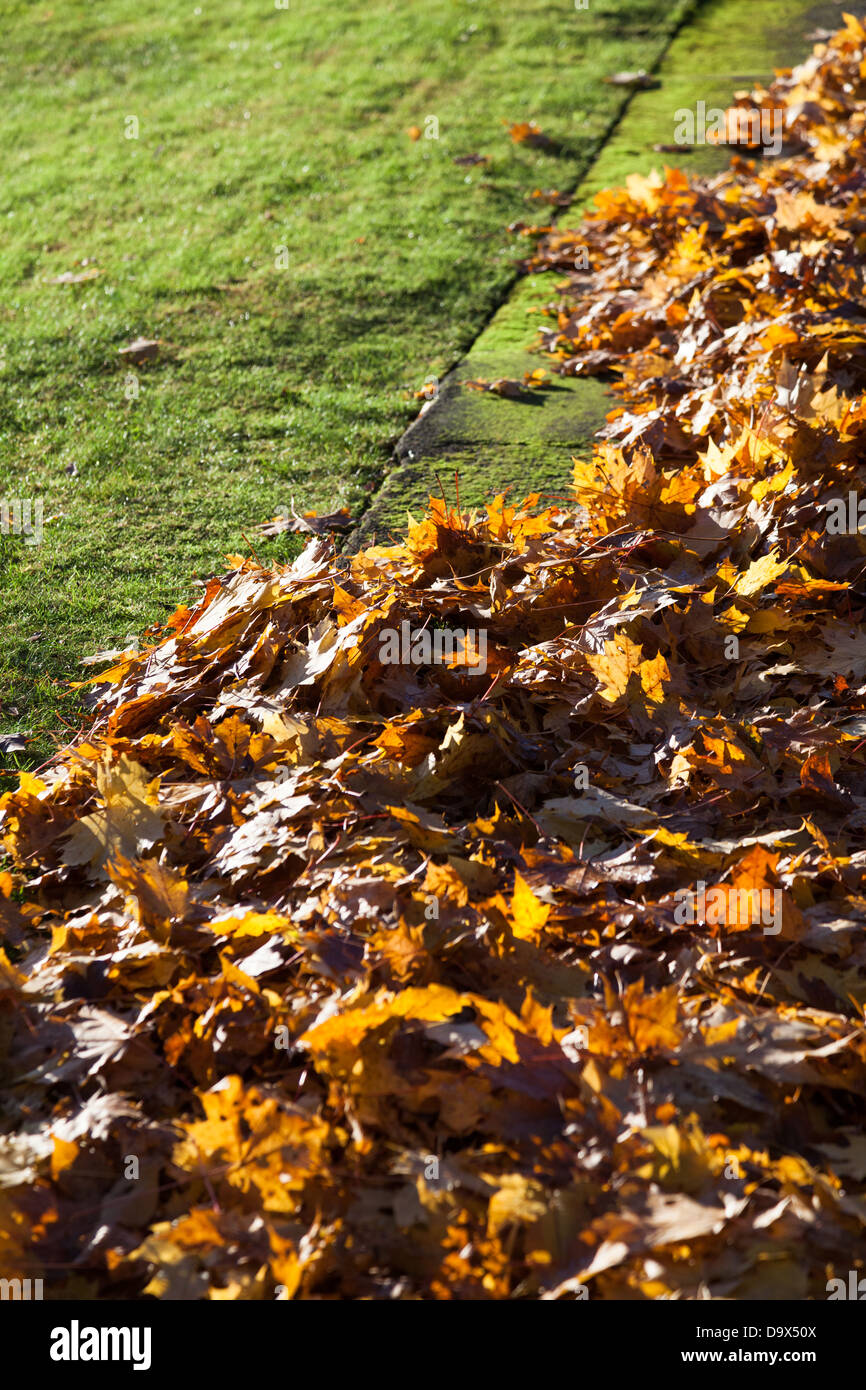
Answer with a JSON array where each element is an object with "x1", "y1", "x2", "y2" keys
[
  {"x1": 603, "y1": 69, "x2": 659, "y2": 89},
  {"x1": 255, "y1": 503, "x2": 353, "y2": 537},
  {"x1": 47, "y1": 267, "x2": 101, "y2": 284},
  {"x1": 118, "y1": 337, "x2": 160, "y2": 364},
  {"x1": 505, "y1": 120, "x2": 556, "y2": 149},
  {"x1": 464, "y1": 369, "x2": 549, "y2": 397}
]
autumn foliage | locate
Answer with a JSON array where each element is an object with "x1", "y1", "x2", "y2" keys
[{"x1": 4, "y1": 19, "x2": 866, "y2": 1300}]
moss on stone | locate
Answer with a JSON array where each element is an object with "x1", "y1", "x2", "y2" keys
[{"x1": 356, "y1": 0, "x2": 852, "y2": 541}]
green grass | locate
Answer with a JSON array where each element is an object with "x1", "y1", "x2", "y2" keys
[{"x1": 0, "y1": 0, "x2": 692, "y2": 772}]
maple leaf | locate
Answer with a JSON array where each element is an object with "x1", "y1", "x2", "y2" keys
[
  {"x1": 509, "y1": 872, "x2": 550, "y2": 942},
  {"x1": 585, "y1": 632, "x2": 643, "y2": 703},
  {"x1": 61, "y1": 754, "x2": 166, "y2": 870},
  {"x1": 505, "y1": 119, "x2": 555, "y2": 149}
]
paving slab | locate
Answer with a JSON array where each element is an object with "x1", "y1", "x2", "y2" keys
[{"x1": 353, "y1": 0, "x2": 853, "y2": 544}]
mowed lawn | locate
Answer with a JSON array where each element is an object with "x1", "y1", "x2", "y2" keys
[{"x1": 0, "y1": 0, "x2": 690, "y2": 770}]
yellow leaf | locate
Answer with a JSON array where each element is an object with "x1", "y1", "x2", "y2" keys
[
  {"x1": 586, "y1": 633, "x2": 643, "y2": 702},
  {"x1": 639, "y1": 651, "x2": 670, "y2": 704},
  {"x1": 51, "y1": 1136, "x2": 79, "y2": 1181},
  {"x1": 208, "y1": 910, "x2": 295, "y2": 939},
  {"x1": 510, "y1": 872, "x2": 550, "y2": 941},
  {"x1": 61, "y1": 755, "x2": 165, "y2": 870},
  {"x1": 732, "y1": 549, "x2": 789, "y2": 599},
  {"x1": 487, "y1": 1175, "x2": 549, "y2": 1238}
]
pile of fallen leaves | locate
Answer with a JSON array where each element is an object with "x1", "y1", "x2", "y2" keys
[{"x1": 5, "y1": 19, "x2": 866, "y2": 1302}]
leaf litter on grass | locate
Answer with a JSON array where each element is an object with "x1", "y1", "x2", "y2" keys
[{"x1": 4, "y1": 17, "x2": 866, "y2": 1301}]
